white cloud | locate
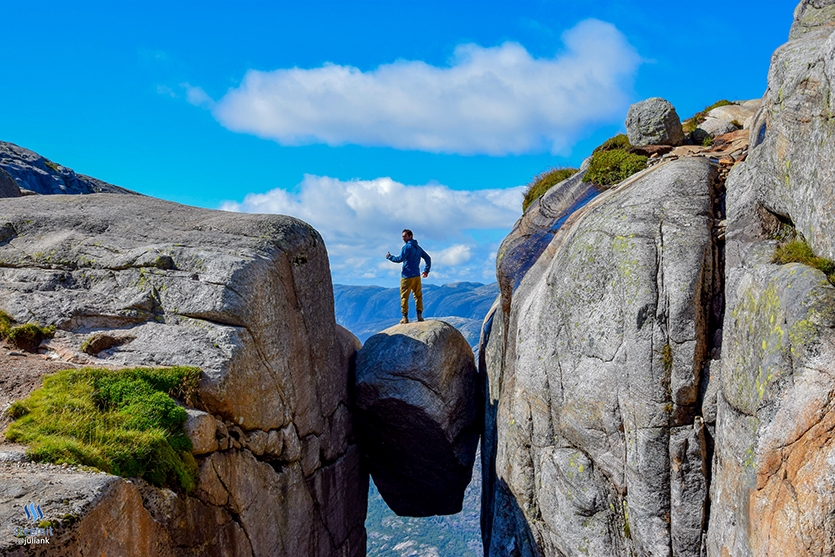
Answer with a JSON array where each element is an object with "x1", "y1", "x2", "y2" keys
[
  {"x1": 183, "y1": 84, "x2": 215, "y2": 108},
  {"x1": 221, "y1": 176, "x2": 523, "y2": 284},
  {"x1": 206, "y1": 19, "x2": 639, "y2": 155},
  {"x1": 435, "y1": 244, "x2": 472, "y2": 266}
]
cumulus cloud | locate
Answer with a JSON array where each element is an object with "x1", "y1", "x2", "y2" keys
[
  {"x1": 207, "y1": 19, "x2": 640, "y2": 155},
  {"x1": 221, "y1": 176, "x2": 523, "y2": 284}
]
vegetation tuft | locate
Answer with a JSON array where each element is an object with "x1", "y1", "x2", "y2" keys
[
  {"x1": 586, "y1": 148, "x2": 648, "y2": 187},
  {"x1": 522, "y1": 167, "x2": 579, "y2": 212},
  {"x1": 592, "y1": 133, "x2": 631, "y2": 153},
  {"x1": 682, "y1": 100, "x2": 734, "y2": 134},
  {"x1": 5, "y1": 366, "x2": 202, "y2": 492},
  {"x1": 773, "y1": 238, "x2": 835, "y2": 285},
  {"x1": 0, "y1": 311, "x2": 55, "y2": 352}
]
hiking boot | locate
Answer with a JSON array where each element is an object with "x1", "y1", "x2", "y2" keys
[
  {"x1": 400, "y1": 316, "x2": 409, "y2": 324},
  {"x1": 417, "y1": 312, "x2": 424, "y2": 322}
]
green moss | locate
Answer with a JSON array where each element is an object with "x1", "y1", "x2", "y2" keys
[
  {"x1": 0, "y1": 311, "x2": 55, "y2": 352},
  {"x1": 586, "y1": 149, "x2": 647, "y2": 187},
  {"x1": 592, "y1": 133, "x2": 631, "y2": 153},
  {"x1": 773, "y1": 238, "x2": 835, "y2": 285},
  {"x1": 5, "y1": 366, "x2": 201, "y2": 492},
  {"x1": 522, "y1": 167, "x2": 579, "y2": 212},
  {"x1": 682, "y1": 99, "x2": 734, "y2": 133},
  {"x1": 43, "y1": 160, "x2": 59, "y2": 172}
]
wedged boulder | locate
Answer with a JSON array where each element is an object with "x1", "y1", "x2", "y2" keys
[
  {"x1": 0, "y1": 168, "x2": 20, "y2": 198},
  {"x1": 0, "y1": 193, "x2": 367, "y2": 556},
  {"x1": 625, "y1": 97, "x2": 686, "y2": 147},
  {"x1": 481, "y1": 157, "x2": 721, "y2": 557},
  {"x1": 355, "y1": 320, "x2": 479, "y2": 517}
]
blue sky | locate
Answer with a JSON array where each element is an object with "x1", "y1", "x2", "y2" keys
[{"x1": 2, "y1": 0, "x2": 797, "y2": 285}]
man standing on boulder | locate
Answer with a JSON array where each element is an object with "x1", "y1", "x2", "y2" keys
[{"x1": 386, "y1": 229, "x2": 431, "y2": 324}]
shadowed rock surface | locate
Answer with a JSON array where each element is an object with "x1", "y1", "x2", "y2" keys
[
  {"x1": 356, "y1": 320, "x2": 479, "y2": 517},
  {"x1": 0, "y1": 141, "x2": 135, "y2": 195},
  {"x1": 0, "y1": 168, "x2": 20, "y2": 198},
  {"x1": 0, "y1": 194, "x2": 367, "y2": 556}
]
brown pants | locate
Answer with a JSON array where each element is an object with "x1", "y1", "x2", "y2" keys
[{"x1": 400, "y1": 276, "x2": 423, "y2": 316}]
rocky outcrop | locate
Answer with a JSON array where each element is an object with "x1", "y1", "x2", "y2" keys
[
  {"x1": 790, "y1": 0, "x2": 835, "y2": 38},
  {"x1": 482, "y1": 156, "x2": 722, "y2": 557},
  {"x1": 495, "y1": 160, "x2": 600, "y2": 314},
  {"x1": 0, "y1": 194, "x2": 367, "y2": 556},
  {"x1": 0, "y1": 168, "x2": 20, "y2": 198},
  {"x1": 481, "y1": 3, "x2": 835, "y2": 556},
  {"x1": 0, "y1": 141, "x2": 135, "y2": 195},
  {"x1": 706, "y1": 9, "x2": 835, "y2": 556},
  {"x1": 355, "y1": 320, "x2": 479, "y2": 517},
  {"x1": 625, "y1": 97, "x2": 686, "y2": 147}
]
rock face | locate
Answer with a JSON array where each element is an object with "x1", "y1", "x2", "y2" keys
[
  {"x1": 0, "y1": 141, "x2": 135, "y2": 195},
  {"x1": 0, "y1": 168, "x2": 20, "y2": 198},
  {"x1": 481, "y1": 156, "x2": 721, "y2": 557},
  {"x1": 481, "y1": 3, "x2": 835, "y2": 557},
  {"x1": 0, "y1": 194, "x2": 367, "y2": 556},
  {"x1": 625, "y1": 97, "x2": 686, "y2": 147},
  {"x1": 355, "y1": 320, "x2": 479, "y2": 517},
  {"x1": 496, "y1": 160, "x2": 601, "y2": 315},
  {"x1": 790, "y1": 0, "x2": 835, "y2": 38},
  {"x1": 706, "y1": 8, "x2": 835, "y2": 557}
]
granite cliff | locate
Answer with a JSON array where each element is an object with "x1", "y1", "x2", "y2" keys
[
  {"x1": 479, "y1": 1, "x2": 835, "y2": 556},
  {"x1": 0, "y1": 195, "x2": 367, "y2": 556}
]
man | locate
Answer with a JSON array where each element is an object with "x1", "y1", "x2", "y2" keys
[{"x1": 386, "y1": 229, "x2": 431, "y2": 324}]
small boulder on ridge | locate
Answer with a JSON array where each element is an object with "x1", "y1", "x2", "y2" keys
[{"x1": 625, "y1": 97, "x2": 686, "y2": 147}]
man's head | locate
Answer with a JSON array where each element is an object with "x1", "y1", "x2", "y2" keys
[{"x1": 401, "y1": 229, "x2": 413, "y2": 243}]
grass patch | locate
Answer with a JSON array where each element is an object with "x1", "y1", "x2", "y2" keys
[
  {"x1": 522, "y1": 167, "x2": 579, "y2": 212},
  {"x1": 593, "y1": 133, "x2": 631, "y2": 153},
  {"x1": 773, "y1": 238, "x2": 835, "y2": 285},
  {"x1": 5, "y1": 366, "x2": 201, "y2": 492},
  {"x1": 586, "y1": 149, "x2": 648, "y2": 187},
  {"x1": 0, "y1": 311, "x2": 55, "y2": 352},
  {"x1": 682, "y1": 100, "x2": 734, "y2": 134}
]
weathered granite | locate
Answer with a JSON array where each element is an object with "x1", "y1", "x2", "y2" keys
[
  {"x1": 0, "y1": 194, "x2": 367, "y2": 556},
  {"x1": 706, "y1": 10, "x2": 835, "y2": 554},
  {"x1": 481, "y1": 157, "x2": 719, "y2": 557},
  {"x1": 626, "y1": 98, "x2": 686, "y2": 147},
  {"x1": 790, "y1": 0, "x2": 835, "y2": 38},
  {"x1": 355, "y1": 320, "x2": 479, "y2": 517}
]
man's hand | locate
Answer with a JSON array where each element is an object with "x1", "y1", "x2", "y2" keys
[
  {"x1": 422, "y1": 271, "x2": 428, "y2": 278},
  {"x1": 386, "y1": 251, "x2": 391, "y2": 258}
]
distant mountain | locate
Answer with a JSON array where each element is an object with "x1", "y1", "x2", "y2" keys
[
  {"x1": 333, "y1": 282, "x2": 498, "y2": 347},
  {"x1": 0, "y1": 141, "x2": 136, "y2": 195}
]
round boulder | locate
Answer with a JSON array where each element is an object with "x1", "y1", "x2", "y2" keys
[
  {"x1": 355, "y1": 320, "x2": 479, "y2": 517},
  {"x1": 625, "y1": 97, "x2": 685, "y2": 147}
]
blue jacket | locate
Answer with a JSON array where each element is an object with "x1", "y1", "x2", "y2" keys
[{"x1": 387, "y1": 239, "x2": 431, "y2": 278}]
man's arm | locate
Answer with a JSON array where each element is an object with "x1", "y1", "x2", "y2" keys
[
  {"x1": 387, "y1": 244, "x2": 409, "y2": 263},
  {"x1": 421, "y1": 248, "x2": 431, "y2": 277}
]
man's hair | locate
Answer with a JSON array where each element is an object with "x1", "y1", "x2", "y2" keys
[{"x1": 402, "y1": 229, "x2": 413, "y2": 238}]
